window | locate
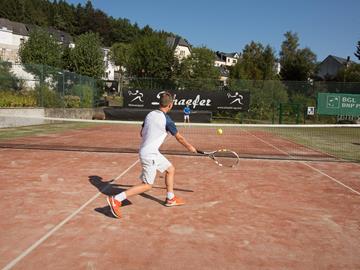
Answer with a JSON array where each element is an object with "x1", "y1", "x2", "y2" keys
[
  {"x1": 1, "y1": 48, "x2": 6, "y2": 60},
  {"x1": 20, "y1": 38, "x2": 25, "y2": 44}
]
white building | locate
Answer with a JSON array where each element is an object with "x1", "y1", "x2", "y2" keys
[
  {"x1": 215, "y1": 51, "x2": 240, "y2": 67},
  {"x1": 0, "y1": 18, "x2": 74, "y2": 63},
  {"x1": 166, "y1": 36, "x2": 191, "y2": 61},
  {"x1": 102, "y1": 47, "x2": 120, "y2": 81},
  {"x1": 0, "y1": 18, "x2": 29, "y2": 63}
]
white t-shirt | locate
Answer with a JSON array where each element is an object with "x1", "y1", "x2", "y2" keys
[{"x1": 139, "y1": 110, "x2": 178, "y2": 158}]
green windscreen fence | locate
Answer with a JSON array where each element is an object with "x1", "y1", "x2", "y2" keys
[{"x1": 317, "y1": 93, "x2": 360, "y2": 116}]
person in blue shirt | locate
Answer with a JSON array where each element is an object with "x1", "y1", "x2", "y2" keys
[
  {"x1": 107, "y1": 92, "x2": 196, "y2": 218},
  {"x1": 183, "y1": 102, "x2": 191, "y2": 124}
]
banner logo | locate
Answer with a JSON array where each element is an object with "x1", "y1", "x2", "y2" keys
[{"x1": 227, "y1": 92, "x2": 244, "y2": 105}]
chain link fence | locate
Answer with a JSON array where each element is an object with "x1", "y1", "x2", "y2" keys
[
  {"x1": 1, "y1": 62, "x2": 359, "y2": 124},
  {"x1": 0, "y1": 61, "x2": 101, "y2": 108}
]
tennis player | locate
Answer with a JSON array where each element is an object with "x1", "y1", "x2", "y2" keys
[
  {"x1": 107, "y1": 91, "x2": 197, "y2": 218},
  {"x1": 183, "y1": 102, "x2": 191, "y2": 123}
]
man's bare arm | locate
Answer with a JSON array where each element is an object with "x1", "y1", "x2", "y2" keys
[{"x1": 174, "y1": 132, "x2": 196, "y2": 153}]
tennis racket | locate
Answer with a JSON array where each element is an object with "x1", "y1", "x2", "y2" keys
[{"x1": 196, "y1": 149, "x2": 240, "y2": 167}]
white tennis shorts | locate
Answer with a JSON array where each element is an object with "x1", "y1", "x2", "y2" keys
[
  {"x1": 184, "y1": 115, "x2": 189, "y2": 120},
  {"x1": 139, "y1": 154, "x2": 171, "y2": 184}
]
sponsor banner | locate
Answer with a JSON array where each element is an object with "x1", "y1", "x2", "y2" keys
[
  {"x1": 317, "y1": 93, "x2": 360, "y2": 116},
  {"x1": 124, "y1": 89, "x2": 250, "y2": 111}
]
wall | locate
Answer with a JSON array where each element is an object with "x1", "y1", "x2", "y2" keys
[
  {"x1": 0, "y1": 108, "x2": 105, "y2": 128},
  {"x1": 0, "y1": 108, "x2": 44, "y2": 127}
]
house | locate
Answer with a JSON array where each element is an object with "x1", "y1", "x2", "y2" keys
[
  {"x1": 0, "y1": 18, "x2": 74, "y2": 63},
  {"x1": 317, "y1": 55, "x2": 352, "y2": 79},
  {"x1": 166, "y1": 36, "x2": 191, "y2": 61},
  {"x1": 102, "y1": 47, "x2": 120, "y2": 81},
  {"x1": 215, "y1": 51, "x2": 240, "y2": 67},
  {"x1": 214, "y1": 51, "x2": 240, "y2": 87},
  {"x1": 0, "y1": 18, "x2": 29, "y2": 63}
]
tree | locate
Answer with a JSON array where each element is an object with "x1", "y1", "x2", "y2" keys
[
  {"x1": 110, "y1": 43, "x2": 131, "y2": 66},
  {"x1": 279, "y1": 31, "x2": 317, "y2": 81},
  {"x1": 230, "y1": 42, "x2": 277, "y2": 81},
  {"x1": 19, "y1": 28, "x2": 62, "y2": 67},
  {"x1": 68, "y1": 32, "x2": 104, "y2": 79},
  {"x1": 0, "y1": 62, "x2": 19, "y2": 90},
  {"x1": 19, "y1": 28, "x2": 63, "y2": 81},
  {"x1": 127, "y1": 34, "x2": 175, "y2": 79},
  {"x1": 177, "y1": 46, "x2": 220, "y2": 90},
  {"x1": 109, "y1": 18, "x2": 140, "y2": 44},
  {"x1": 355, "y1": 41, "x2": 360, "y2": 61},
  {"x1": 335, "y1": 63, "x2": 360, "y2": 82},
  {"x1": 110, "y1": 42, "x2": 131, "y2": 75}
]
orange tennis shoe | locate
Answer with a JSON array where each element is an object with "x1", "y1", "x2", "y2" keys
[
  {"x1": 107, "y1": 196, "x2": 122, "y2": 218},
  {"x1": 165, "y1": 196, "x2": 185, "y2": 207}
]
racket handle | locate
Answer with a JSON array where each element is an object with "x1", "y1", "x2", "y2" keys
[{"x1": 196, "y1": 149, "x2": 205, "y2": 154}]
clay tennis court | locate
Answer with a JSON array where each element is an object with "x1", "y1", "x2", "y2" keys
[{"x1": 1, "y1": 122, "x2": 360, "y2": 270}]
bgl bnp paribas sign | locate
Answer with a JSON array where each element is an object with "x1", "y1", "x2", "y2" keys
[{"x1": 124, "y1": 89, "x2": 250, "y2": 111}]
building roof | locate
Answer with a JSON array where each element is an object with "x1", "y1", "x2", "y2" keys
[
  {"x1": 47, "y1": 26, "x2": 73, "y2": 44},
  {"x1": 0, "y1": 17, "x2": 73, "y2": 44},
  {"x1": 0, "y1": 18, "x2": 29, "y2": 36},
  {"x1": 323, "y1": 55, "x2": 355, "y2": 65},
  {"x1": 216, "y1": 51, "x2": 239, "y2": 59},
  {"x1": 166, "y1": 36, "x2": 191, "y2": 49}
]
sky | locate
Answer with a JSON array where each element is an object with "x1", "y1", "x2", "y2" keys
[{"x1": 66, "y1": 0, "x2": 360, "y2": 62}]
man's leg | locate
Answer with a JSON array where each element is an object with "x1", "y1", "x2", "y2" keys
[
  {"x1": 124, "y1": 183, "x2": 152, "y2": 197},
  {"x1": 164, "y1": 165, "x2": 185, "y2": 207},
  {"x1": 107, "y1": 158, "x2": 155, "y2": 218},
  {"x1": 165, "y1": 165, "x2": 175, "y2": 194}
]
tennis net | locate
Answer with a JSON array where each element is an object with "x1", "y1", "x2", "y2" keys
[{"x1": 0, "y1": 114, "x2": 359, "y2": 162}]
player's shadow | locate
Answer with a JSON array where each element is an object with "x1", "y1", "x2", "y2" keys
[{"x1": 89, "y1": 175, "x2": 165, "y2": 217}]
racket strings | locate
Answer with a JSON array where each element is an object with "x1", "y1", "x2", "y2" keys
[{"x1": 213, "y1": 150, "x2": 239, "y2": 167}]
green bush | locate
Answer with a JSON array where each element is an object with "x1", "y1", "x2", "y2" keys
[
  {"x1": 70, "y1": 84, "x2": 94, "y2": 107},
  {"x1": 64, "y1": 95, "x2": 80, "y2": 108},
  {"x1": 36, "y1": 85, "x2": 62, "y2": 108},
  {"x1": 0, "y1": 90, "x2": 37, "y2": 107}
]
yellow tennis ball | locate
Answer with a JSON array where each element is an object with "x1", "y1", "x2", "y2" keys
[{"x1": 217, "y1": 128, "x2": 223, "y2": 135}]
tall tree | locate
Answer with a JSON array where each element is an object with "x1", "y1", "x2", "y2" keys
[
  {"x1": 127, "y1": 34, "x2": 175, "y2": 78},
  {"x1": 230, "y1": 42, "x2": 277, "y2": 80},
  {"x1": 177, "y1": 46, "x2": 220, "y2": 90},
  {"x1": 279, "y1": 31, "x2": 317, "y2": 81},
  {"x1": 68, "y1": 32, "x2": 104, "y2": 79},
  {"x1": 335, "y1": 63, "x2": 360, "y2": 82},
  {"x1": 109, "y1": 18, "x2": 140, "y2": 44},
  {"x1": 110, "y1": 43, "x2": 131, "y2": 73},
  {"x1": 355, "y1": 41, "x2": 360, "y2": 61},
  {"x1": 19, "y1": 28, "x2": 63, "y2": 81}
]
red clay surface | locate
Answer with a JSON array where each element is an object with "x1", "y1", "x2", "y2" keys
[
  {"x1": 0, "y1": 124, "x2": 337, "y2": 161},
  {"x1": 1, "y1": 146, "x2": 360, "y2": 270}
]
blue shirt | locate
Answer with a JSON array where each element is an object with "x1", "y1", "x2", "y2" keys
[{"x1": 183, "y1": 106, "x2": 191, "y2": 115}]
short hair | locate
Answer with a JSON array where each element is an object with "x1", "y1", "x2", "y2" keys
[{"x1": 159, "y1": 91, "x2": 173, "y2": 107}]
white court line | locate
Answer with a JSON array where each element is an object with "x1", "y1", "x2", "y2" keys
[
  {"x1": 2, "y1": 159, "x2": 139, "y2": 270},
  {"x1": 241, "y1": 129, "x2": 293, "y2": 157},
  {"x1": 244, "y1": 129, "x2": 360, "y2": 196},
  {"x1": 300, "y1": 161, "x2": 360, "y2": 196}
]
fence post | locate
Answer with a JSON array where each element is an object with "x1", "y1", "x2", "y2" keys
[{"x1": 279, "y1": 103, "x2": 283, "y2": 124}]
